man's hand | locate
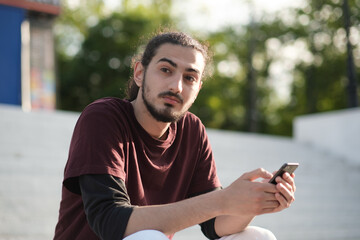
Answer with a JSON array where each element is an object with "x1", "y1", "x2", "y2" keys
[
  {"x1": 222, "y1": 168, "x2": 279, "y2": 216},
  {"x1": 272, "y1": 172, "x2": 296, "y2": 212},
  {"x1": 221, "y1": 168, "x2": 296, "y2": 217},
  {"x1": 123, "y1": 168, "x2": 296, "y2": 237},
  {"x1": 214, "y1": 168, "x2": 296, "y2": 237}
]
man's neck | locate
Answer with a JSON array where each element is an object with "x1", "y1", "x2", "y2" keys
[{"x1": 131, "y1": 99, "x2": 171, "y2": 140}]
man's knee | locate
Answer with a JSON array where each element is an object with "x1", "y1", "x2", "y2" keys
[
  {"x1": 245, "y1": 226, "x2": 276, "y2": 240},
  {"x1": 220, "y1": 226, "x2": 276, "y2": 240},
  {"x1": 123, "y1": 230, "x2": 168, "y2": 240}
]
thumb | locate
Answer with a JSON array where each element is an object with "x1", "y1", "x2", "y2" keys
[{"x1": 240, "y1": 168, "x2": 273, "y2": 181}]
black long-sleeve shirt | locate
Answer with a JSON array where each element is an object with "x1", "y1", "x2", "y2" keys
[{"x1": 79, "y1": 174, "x2": 221, "y2": 239}]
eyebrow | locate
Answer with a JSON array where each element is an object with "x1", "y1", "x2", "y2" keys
[{"x1": 157, "y1": 57, "x2": 200, "y2": 75}]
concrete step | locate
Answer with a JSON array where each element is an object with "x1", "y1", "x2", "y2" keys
[
  {"x1": 175, "y1": 130, "x2": 360, "y2": 240},
  {"x1": 1, "y1": 105, "x2": 359, "y2": 240}
]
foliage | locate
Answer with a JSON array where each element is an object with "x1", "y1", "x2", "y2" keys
[
  {"x1": 266, "y1": 0, "x2": 360, "y2": 135},
  {"x1": 191, "y1": 0, "x2": 360, "y2": 136},
  {"x1": 56, "y1": 1, "x2": 173, "y2": 111},
  {"x1": 55, "y1": 0, "x2": 360, "y2": 136},
  {"x1": 190, "y1": 27, "x2": 273, "y2": 133}
]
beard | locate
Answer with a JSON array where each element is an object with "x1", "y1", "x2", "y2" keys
[{"x1": 142, "y1": 75, "x2": 189, "y2": 123}]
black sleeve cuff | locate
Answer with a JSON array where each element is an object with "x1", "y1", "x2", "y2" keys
[
  {"x1": 200, "y1": 217, "x2": 221, "y2": 239},
  {"x1": 189, "y1": 187, "x2": 222, "y2": 239},
  {"x1": 79, "y1": 174, "x2": 134, "y2": 240}
]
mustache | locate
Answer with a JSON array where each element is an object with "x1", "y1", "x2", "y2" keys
[{"x1": 158, "y1": 91, "x2": 184, "y2": 104}]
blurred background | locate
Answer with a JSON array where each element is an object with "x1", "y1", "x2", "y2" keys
[
  {"x1": 0, "y1": 0, "x2": 360, "y2": 239},
  {"x1": 1, "y1": 0, "x2": 359, "y2": 136}
]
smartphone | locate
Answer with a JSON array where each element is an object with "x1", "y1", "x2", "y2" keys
[{"x1": 268, "y1": 163, "x2": 299, "y2": 184}]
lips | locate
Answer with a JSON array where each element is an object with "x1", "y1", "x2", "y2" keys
[
  {"x1": 159, "y1": 92, "x2": 183, "y2": 104},
  {"x1": 163, "y1": 96, "x2": 180, "y2": 104}
]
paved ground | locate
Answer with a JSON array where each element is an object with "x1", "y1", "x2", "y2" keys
[
  {"x1": 1, "y1": 104, "x2": 359, "y2": 240},
  {"x1": 176, "y1": 130, "x2": 360, "y2": 240}
]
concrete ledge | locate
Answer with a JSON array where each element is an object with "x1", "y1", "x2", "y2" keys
[
  {"x1": 294, "y1": 108, "x2": 360, "y2": 164},
  {"x1": 0, "y1": 104, "x2": 79, "y2": 239},
  {"x1": 2, "y1": 104, "x2": 360, "y2": 240}
]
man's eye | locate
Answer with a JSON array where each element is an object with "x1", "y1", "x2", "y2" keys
[
  {"x1": 160, "y1": 68, "x2": 170, "y2": 73},
  {"x1": 185, "y1": 76, "x2": 196, "y2": 82}
]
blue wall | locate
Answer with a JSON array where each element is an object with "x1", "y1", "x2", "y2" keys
[{"x1": 0, "y1": 5, "x2": 25, "y2": 106}]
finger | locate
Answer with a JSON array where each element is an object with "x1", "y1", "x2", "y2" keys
[
  {"x1": 275, "y1": 192, "x2": 292, "y2": 209},
  {"x1": 279, "y1": 172, "x2": 296, "y2": 193},
  {"x1": 263, "y1": 200, "x2": 280, "y2": 209},
  {"x1": 276, "y1": 183, "x2": 295, "y2": 204},
  {"x1": 263, "y1": 192, "x2": 277, "y2": 201},
  {"x1": 275, "y1": 177, "x2": 293, "y2": 192},
  {"x1": 256, "y1": 199, "x2": 280, "y2": 214},
  {"x1": 240, "y1": 168, "x2": 273, "y2": 181},
  {"x1": 262, "y1": 207, "x2": 278, "y2": 214},
  {"x1": 262, "y1": 183, "x2": 278, "y2": 193},
  {"x1": 282, "y1": 172, "x2": 295, "y2": 186},
  {"x1": 290, "y1": 173, "x2": 297, "y2": 192},
  {"x1": 259, "y1": 180, "x2": 280, "y2": 194},
  {"x1": 262, "y1": 201, "x2": 281, "y2": 214}
]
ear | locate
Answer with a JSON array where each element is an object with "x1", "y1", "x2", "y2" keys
[{"x1": 133, "y1": 61, "x2": 144, "y2": 87}]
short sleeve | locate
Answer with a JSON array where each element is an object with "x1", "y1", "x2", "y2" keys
[{"x1": 63, "y1": 100, "x2": 128, "y2": 194}]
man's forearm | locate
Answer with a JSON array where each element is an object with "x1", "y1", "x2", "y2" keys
[
  {"x1": 124, "y1": 189, "x2": 225, "y2": 237},
  {"x1": 214, "y1": 214, "x2": 255, "y2": 237},
  {"x1": 124, "y1": 168, "x2": 282, "y2": 237}
]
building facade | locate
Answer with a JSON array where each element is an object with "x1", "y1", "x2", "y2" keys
[{"x1": 0, "y1": 0, "x2": 60, "y2": 110}]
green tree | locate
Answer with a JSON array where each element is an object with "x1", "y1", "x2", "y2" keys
[
  {"x1": 56, "y1": 1, "x2": 173, "y2": 111},
  {"x1": 192, "y1": 0, "x2": 360, "y2": 136},
  {"x1": 55, "y1": 0, "x2": 360, "y2": 137},
  {"x1": 269, "y1": 0, "x2": 360, "y2": 135},
  {"x1": 190, "y1": 26, "x2": 273, "y2": 133}
]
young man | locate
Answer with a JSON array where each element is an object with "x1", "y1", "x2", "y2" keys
[{"x1": 54, "y1": 32, "x2": 296, "y2": 240}]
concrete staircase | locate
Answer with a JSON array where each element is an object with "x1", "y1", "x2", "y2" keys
[
  {"x1": 0, "y1": 105, "x2": 78, "y2": 240},
  {"x1": 1, "y1": 104, "x2": 359, "y2": 240},
  {"x1": 176, "y1": 130, "x2": 360, "y2": 240}
]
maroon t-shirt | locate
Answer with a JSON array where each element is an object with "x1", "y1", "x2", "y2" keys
[{"x1": 54, "y1": 97, "x2": 221, "y2": 239}]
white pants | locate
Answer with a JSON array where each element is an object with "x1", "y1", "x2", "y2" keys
[{"x1": 123, "y1": 226, "x2": 277, "y2": 240}]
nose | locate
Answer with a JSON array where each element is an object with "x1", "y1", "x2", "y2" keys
[{"x1": 169, "y1": 73, "x2": 183, "y2": 93}]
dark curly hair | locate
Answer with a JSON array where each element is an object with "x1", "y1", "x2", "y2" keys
[{"x1": 126, "y1": 31, "x2": 211, "y2": 101}]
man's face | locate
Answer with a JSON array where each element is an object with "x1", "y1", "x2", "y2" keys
[{"x1": 140, "y1": 43, "x2": 205, "y2": 122}]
